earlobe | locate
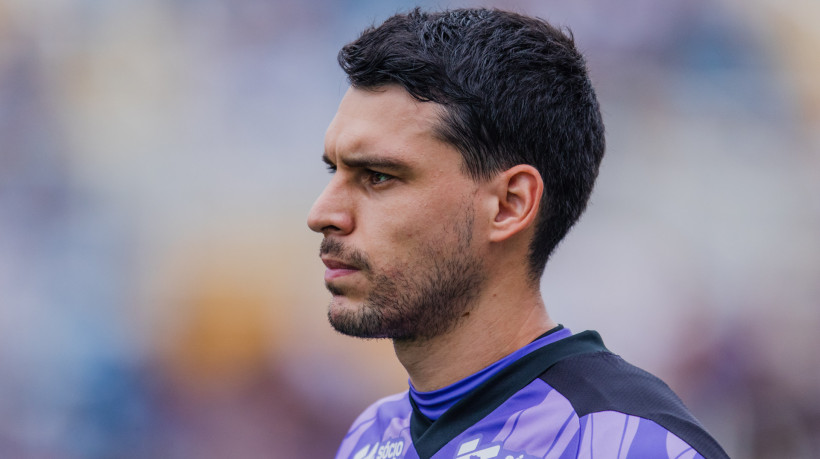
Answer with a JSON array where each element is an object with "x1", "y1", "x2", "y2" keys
[{"x1": 489, "y1": 165, "x2": 543, "y2": 243}]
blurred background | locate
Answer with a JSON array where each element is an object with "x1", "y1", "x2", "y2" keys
[{"x1": 0, "y1": 0, "x2": 817, "y2": 457}]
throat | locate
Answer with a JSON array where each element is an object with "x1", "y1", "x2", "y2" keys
[{"x1": 407, "y1": 325, "x2": 570, "y2": 421}]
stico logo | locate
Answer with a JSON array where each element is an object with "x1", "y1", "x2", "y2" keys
[
  {"x1": 376, "y1": 439, "x2": 404, "y2": 459},
  {"x1": 353, "y1": 439, "x2": 406, "y2": 459}
]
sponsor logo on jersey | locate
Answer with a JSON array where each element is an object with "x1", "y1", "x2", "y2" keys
[
  {"x1": 454, "y1": 436, "x2": 535, "y2": 459},
  {"x1": 353, "y1": 438, "x2": 405, "y2": 459},
  {"x1": 351, "y1": 435, "x2": 536, "y2": 459}
]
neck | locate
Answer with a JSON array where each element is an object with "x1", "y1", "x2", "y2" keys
[{"x1": 394, "y1": 283, "x2": 555, "y2": 392}]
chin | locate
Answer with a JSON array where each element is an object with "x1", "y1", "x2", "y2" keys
[
  {"x1": 327, "y1": 295, "x2": 363, "y2": 317},
  {"x1": 326, "y1": 297, "x2": 394, "y2": 340}
]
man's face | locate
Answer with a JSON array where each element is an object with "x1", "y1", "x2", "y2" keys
[{"x1": 307, "y1": 86, "x2": 488, "y2": 342}]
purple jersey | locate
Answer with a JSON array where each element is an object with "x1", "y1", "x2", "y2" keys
[{"x1": 335, "y1": 331, "x2": 728, "y2": 459}]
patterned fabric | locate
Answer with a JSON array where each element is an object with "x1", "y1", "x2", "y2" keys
[{"x1": 335, "y1": 331, "x2": 728, "y2": 459}]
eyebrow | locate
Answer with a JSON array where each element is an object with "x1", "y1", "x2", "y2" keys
[{"x1": 322, "y1": 152, "x2": 412, "y2": 174}]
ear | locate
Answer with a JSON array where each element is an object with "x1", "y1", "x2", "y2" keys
[{"x1": 488, "y1": 165, "x2": 543, "y2": 243}]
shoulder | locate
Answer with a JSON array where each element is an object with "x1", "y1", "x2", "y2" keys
[
  {"x1": 542, "y1": 350, "x2": 688, "y2": 418},
  {"x1": 335, "y1": 391, "x2": 413, "y2": 459},
  {"x1": 347, "y1": 391, "x2": 410, "y2": 431},
  {"x1": 539, "y1": 349, "x2": 728, "y2": 459}
]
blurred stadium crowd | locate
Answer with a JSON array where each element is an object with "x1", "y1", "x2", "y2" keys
[{"x1": 0, "y1": 0, "x2": 818, "y2": 457}]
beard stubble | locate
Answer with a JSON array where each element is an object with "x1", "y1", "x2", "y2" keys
[{"x1": 321, "y1": 204, "x2": 484, "y2": 342}]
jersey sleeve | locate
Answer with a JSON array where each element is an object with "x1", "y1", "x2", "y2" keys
[{"x1": 576, "y1": 410, "x2": 705, "y2": 459}]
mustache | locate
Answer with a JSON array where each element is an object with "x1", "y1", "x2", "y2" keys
[{"x1": 319, "y1": 238, "x2": 373, "y2": 272}]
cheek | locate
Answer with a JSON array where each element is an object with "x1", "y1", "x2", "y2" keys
[
  {"x1": 365, "y1": 219, "x2": 436, "y2": 269},
  {"x1": 378, "y1": 201, "x2": 442, "y2": 239},
  {"x1": 396, "y1": 209, "x2": 447, "y2": 244},
  {"x1": 364, "y1": 190, "x2": 475, "y2": 257}
]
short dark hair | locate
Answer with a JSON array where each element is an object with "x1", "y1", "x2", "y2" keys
[{"x1": 338, "y1": 8, "x2": 605, "y2": 280}]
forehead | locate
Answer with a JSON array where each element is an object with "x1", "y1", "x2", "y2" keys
[{"x1": 324, "y1": 86, "x2": 449, "y2": 162}]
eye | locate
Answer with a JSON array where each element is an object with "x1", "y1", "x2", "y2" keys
[
  {"x1": 368, "y1": 170, "x2": 393, "y2": 185},
  {"x1": 325, "y1": 163, "x2": 337, "y2": 174}
]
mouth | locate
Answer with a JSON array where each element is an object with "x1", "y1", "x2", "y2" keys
[{"x1": 321, "y1": 257, "x2": 361, "y2": 281}]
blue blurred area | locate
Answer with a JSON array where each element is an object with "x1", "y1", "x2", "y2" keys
[{"x1": 0, "y1": 0, "x2": 818, "y2": 457}]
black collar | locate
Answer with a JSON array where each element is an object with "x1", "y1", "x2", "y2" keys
[{"x1": 409, "y1": 330, "x2": 607, "y2": 458}]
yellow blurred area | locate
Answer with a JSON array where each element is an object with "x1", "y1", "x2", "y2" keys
[
  {"x1": 739, "y1": 0, "x2": 820, "y2": 127},
  {"x1": 161, "y1": 263, "x2": 277, "y2": 391}
]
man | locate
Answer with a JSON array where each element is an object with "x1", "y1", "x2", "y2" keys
[{"x1": 308, "y1": 8, "x2": 728, "y2": 459}]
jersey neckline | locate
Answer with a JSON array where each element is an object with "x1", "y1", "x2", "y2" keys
[
  {"x1": 408, "y1": 330, "x2": 608, "y2": 459},
  {"x1": 408, "y1": 326, "x2": 571, "y2": 421}
]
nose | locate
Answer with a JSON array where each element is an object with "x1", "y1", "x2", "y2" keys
[{"x1": 307, "y1": 179, "x2": 354, "y2": 236}]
